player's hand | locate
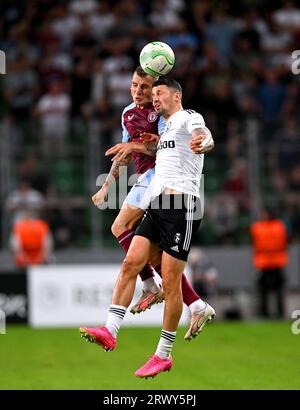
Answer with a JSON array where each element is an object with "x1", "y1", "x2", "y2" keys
[
  {"x1": 92, "y1": 186, "x2": 109, "y2": 207},
  {"x1": 105, "y1": 143, "x2": 133, "y2": 162},
  {"x1": 190, "y1": 128, "x2": 214, "y2": 154},
  {"x1": 140, "y1": 132, "x2": 160, "y2": 144}
]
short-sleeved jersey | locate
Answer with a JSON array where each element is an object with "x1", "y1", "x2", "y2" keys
[
  {"x1": 151, "y1": 109, "x2": 206, "y2": 198},
  {"x1": 122, "y1": 102, "x2": 159, "y2": 174}
]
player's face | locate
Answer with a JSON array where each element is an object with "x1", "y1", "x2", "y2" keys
[
  {"x1": 130, "y1": 73, "x2": 154, "y2": 107},
  {"x1": 152, "y1": 85, "x2": 180, "y2": 117}
]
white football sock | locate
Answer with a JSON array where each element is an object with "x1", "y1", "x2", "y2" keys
[
  {"x1": 105, "y1": 304, "x2": 127, "y2": 337},
  {"x1": 155, "y1": 329, "x2": 176, "y2": 360},
  {"x1": 189, "y1": 299, "x2": 207, "y2": 314}
]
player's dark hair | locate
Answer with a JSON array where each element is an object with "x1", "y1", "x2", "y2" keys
[
  {"x1": 152, "y1": 77, "x2": 182, "y2": 94},
  {"x1": 134, "y1": 66, "x2": 158, "y2": 79}
]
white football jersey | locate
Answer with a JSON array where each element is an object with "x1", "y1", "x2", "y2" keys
[{"x1": 151, "y1": 109, "x2": 206, "y2": 198}]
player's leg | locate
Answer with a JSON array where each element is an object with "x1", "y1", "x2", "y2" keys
[
  {"x1": 179, "y1": 195, "x2": 215, "y2": 340},
  {"x1": 160, "y1": 252, "x2": 185, "y2": 332},
  {"x1": 135, "y1": 251, "x2": 183, "y2": 378},
  {"x1": 135, "y1": 192, "x2": 215, "y2": 339},
  {"x1": 154, "y1": 261, "x2": 208, "y2": 317},
  {"x1": 111, "y1": 202, "x2": 143, "y2": 238},
  {"x1": 111, "y1": 169, "x2": 160, "y2": 294},
  {"x1": 111, "y1": 203, "x2": 156, "y2": 282},
  {"x1": 111, "y1": 235, "x2": 151, "y2": 307},
  {"x1": 132, "y1": 242, "x2": 212, "y2": 340},
  {"x1": 80, "y1": 235, "x2": 151, "y2": 350},
  {"x1": 130, "y1": 242, "x2": 205, "y2": 317},
  {"x1": 111, "y1": 202, "x2": 163, "y2": 304},
  {"x1": 130, "y1": 242, "x2": 164, "y2": 314}
]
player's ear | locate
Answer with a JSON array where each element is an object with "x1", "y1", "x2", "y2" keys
[{"x1": 174, "y1": 91, "x2": 181, "y2": 103}]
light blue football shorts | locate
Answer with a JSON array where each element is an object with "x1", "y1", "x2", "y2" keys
[{"x1": 123, "y1": 167, "x2": 155, "y2": 210}]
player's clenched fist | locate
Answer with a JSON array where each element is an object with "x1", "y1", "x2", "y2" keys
[
  {"x1": 92, "y1": 185, "x2": 108, "y2": 207},
  {"x1": 190, "y1": 127, "x2": 214, "y2": 154}
]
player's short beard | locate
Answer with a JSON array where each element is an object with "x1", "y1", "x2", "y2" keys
[{"x1": 157, "y1": 106, "x2": 167, "y2": 117}]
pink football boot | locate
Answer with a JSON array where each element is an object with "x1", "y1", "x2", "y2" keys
[
  {"x1": 135, "y1": 355, "x2": 172, "y2": 379},
  {"x1": 79, "y1": 326, "x2": 116, "y2": 351}
]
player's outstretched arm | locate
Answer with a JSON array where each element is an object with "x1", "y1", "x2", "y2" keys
[
  {"x1": 189, "y1": 127, "x2": 214, "y2": 154},
  {"x1": 105, "y1": 137, "x2": 158, "y2": 162},
  {"x1": 140, "y1": 132, "x2": 160, "y2": 155},
  {"x1": 92, "y1": 155, "x2": 131, "y2": 208}
]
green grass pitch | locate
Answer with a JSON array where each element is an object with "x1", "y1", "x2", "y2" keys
[{"x1": 0, "y1": 322, "x2": 299, "y2": 390}]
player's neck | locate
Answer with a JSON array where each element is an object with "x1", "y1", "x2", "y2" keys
[
  {"x1": 163, "y1": 105, "x2": 182, "y2": 122},
  {"x1": 136, "y1": 101, "x2": 151, "y2": 109}
]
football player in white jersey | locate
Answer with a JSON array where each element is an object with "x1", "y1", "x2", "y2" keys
[
  {"x1": 90, "y1": 68, "x2": 213, "y2": 331},
  {"x1": 80, "y1": 77, "x2": 215, "y2": 379}
]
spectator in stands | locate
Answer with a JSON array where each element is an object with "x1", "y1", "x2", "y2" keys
[
  {"x1": 289, "y1": 165, "x2": 300, "y2": 191},
  {"x1": 261, "y1": 18, "x2": 292, "y2": 54},
  {"x1": 224, "y1": 158, "x2": 248, "y2": 205},
  {"x1": 148, "y1": 0, "x2": 183, "y2": 30},
  {"x1": 1, "y1": 0, "x2": 300, "y2": 248},
  {"x1": 3, "y1": 53, "x2": 39, "y2": 120},
  {"x1": 232, "y1": 35, "x2": 261, "y2": 73},
  {"x1": 205, "y1": 5, "x2": 238, "y2": 62},
  {"x1": 105, "y1": 58, "x2": 133, "y2": 113},
  {"x1": 17, "y1": 156, "x2": 51, "y2": 196},
  {"x1": 88, "y1": 1, "x2": 115, "y2": 42},
  {"x1": 9, "y1": 210, "x2": 53, "y2": 267},
  {"x1": 34, "y1": 80, "x2": 71, "y2": 160},
  {"x1": 273, "y1": 117, "x2": 300, "y2": 181},
  {"x1": 189, "y1": 248, "x2": 218, "y2": 301},
  {"x1": 208, "y1": 193, "x2": 239, "y2": 244},
  {"x1": 257, "y1": 69, "x2": 287, "y2": 137},
  {"x1": 251, "y1": 207, "x2": 288, "y2": 318},
  {"x1": 6, "y1": 179, "x2": 45, "y2": 223},
  {"x1": 272, "y1": 0, "x2": 300, "y2": 32},
  {"x1": 70, "y1": 59, "x2": 92, "y2": 120},
  {"x1": 50, "y1": 3, "x2": 81, "y2": 50},
  {"x1": 90, "y1": 58, "x2": 105, "y2": 113}
]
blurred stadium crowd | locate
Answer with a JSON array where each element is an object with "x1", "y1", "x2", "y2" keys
[{"x1": 1, "y1": 0, "x2": 300, "y2": 250}]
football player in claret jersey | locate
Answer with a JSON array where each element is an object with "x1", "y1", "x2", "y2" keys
[
  {"x1": 89, "y1": 67, "x2": 208, "y2": 325},
  {"x1": 80, "y1": 77, "x2": 215, "y2": 378},
  {"x1": 92, "y1": 66, "x2": 163, "y2": 310}
]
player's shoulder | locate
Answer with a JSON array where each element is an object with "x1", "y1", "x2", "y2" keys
[
  {"x1": 122, "y1": 102, "x2": 136, "y2": 117},
  {"x1": 183, "y1": 109, "x2": 204, "y2": 119},
  {"x1": 176, "y1": 109, "x2": 201, "y2": 118},
  {"x1": 185, "y1": 109, "x2": 205, "y2": 127},
  {"x1": 184, "y1": 109, "x2": 197, "y2": 115},
  {"x1": 174, "y1": 109, "x2": 204, "y2": 123}
]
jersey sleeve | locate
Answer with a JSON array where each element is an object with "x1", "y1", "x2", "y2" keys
[
  {"x1": 185, "y1": 112, "x2": 206, "y2": 134},
  {"x1": 121, "y1": 109, "x2": 130, "y2": 142},
  {"x1": 158, "y1": 116, "x2": 165, "y2": 136}
]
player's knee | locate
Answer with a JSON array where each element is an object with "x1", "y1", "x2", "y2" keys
[
  {"x1": 121, "y1": 255, "x2": 139, "y2": 278},
  {"x1": 111, "y1": 220, "x2": 124, "y2": 238},
  {"x1": 111, "y1": 219, "x2": 134, "y2": 238}
]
